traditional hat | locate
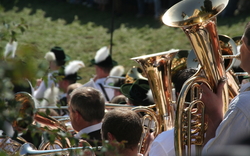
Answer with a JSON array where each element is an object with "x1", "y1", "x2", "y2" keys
[
  {"x1": 44, "y1": 46, "x2": 70, "y2": 66},
  {"x1": 56, "y1": 60, "x2": 85, "y2": 81},
  {"x1": 120, "y1": 79, "x2": 154, "y2": 106},
  {"x1": 91, "y1": 46, "x2": 118, "y2": 67}
]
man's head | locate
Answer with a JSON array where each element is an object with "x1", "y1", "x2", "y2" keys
[
  {"x1": 172, "y1": 68, "x2": 198, "y2": 102},
  {"x1": 91, "y1": 46, "x2": 118, "y2": 77},
  {"x1": 240, "y1": 22, "x2": 250, "y2": 73},
  {"x1": 69, "y1": 87, "x2": 105, "y2": 132},
  {"x1": 172, "y1": 68, "x2": 198, "y2": 94},
  {"x1": 101, "y1": 109, "x2": 143, "y2": 150}
]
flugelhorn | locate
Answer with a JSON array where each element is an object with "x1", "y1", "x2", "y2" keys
[{"x1": 162, "y1": 0, "x2": 229, "y2": 155}]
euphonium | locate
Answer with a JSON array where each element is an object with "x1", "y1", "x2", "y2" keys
[{"x1": 162, "y1": 0, "x2": 229, "y2": 155}]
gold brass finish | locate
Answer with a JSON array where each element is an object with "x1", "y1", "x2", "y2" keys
[
  {"x1": 162, "y1": 0, "x2": 229, "y2": 155},
  {"x1": 131, "y1": 50, "x2": 178, "y2": 154},
  {"x1": 131, "y1": 50, "x2": 179, "y2": 133},
  {"x1": 19, "y1": 142, "x2": 97, "y2": 156}
]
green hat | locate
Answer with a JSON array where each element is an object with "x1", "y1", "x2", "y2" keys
[
  {"x1": 45, "y1": 46, "x2": 70, "y2": 66},
  {"x1": 54, "y1": 60, "x2": 85, "y2": 81},
  {"x1": 120, "y1": 79, "x2": 154, "y2": 106},
  {"x1": 91, "y1": 46, "x2": 118, "y2": 67}
]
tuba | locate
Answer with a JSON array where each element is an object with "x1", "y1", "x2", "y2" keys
[
  {"x1": 162, "y1": 0, "x2": 229, "y2": 155},
  {"x1": 131, "y1": 49, "x2": 179, "y2": 153}
]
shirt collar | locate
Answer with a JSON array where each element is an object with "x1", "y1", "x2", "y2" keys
[{"x1": 74, "y1": 122, "x2": 102, "y2": 139}]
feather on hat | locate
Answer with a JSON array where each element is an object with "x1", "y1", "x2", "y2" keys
[
  {"x1": 44, "y1": 52, "x2": 56, "y2": 61},
  {"x1": 91, "y1": 46, "x2": 118, "y2": 67},
  {"x1": 95, "y1": 46, "x2": 110, "y2": 64},
  {"x1": 65, "y1": 60, "x2": 85, "y2": 76},
  {"x1": 4, "y1": 41, "x2": 18, "y2": 58},
  {"x1": 107, "y1": 65, "x2": 125, "y2": 88},
  {"x1": 109, "y1": 65, "x2": 125, "y2": 77},
  {"x1": 62, "y1": 60, "x2": 85, "y2": 81}
]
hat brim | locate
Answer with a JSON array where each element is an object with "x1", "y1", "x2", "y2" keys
[
  {"x1": 120, "y1": 83, "x2": 133, "y2": 98},
  {"x1": 91, "y1": 59, "x2": 118, "y2": 67},
  {"x1": 65, "y1": 55, "x2": 71, "y2": 62}
]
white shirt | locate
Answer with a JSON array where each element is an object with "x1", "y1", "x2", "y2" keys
[
  {"x1": 202, "y1": 83, "x2": 250, "y2": 155},
  {"x1": 82, "y1": 77, "x2": 114, "y2": 102},
  {"x1": 149, "y1": 128, "x2": 175, "y2": 156},
  {"x1": 33, "y1": 71, "x2": 58, "y2": 99},
  {"x1": 74, "y1": 122, "x2": 102, "y2": 139},
  {"x1": 150, "y1": 128, "x2": 196, "y2": 156}
]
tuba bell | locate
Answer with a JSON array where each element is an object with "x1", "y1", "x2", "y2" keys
[{"x1": 162, "y1": 0, "x2": 229, "y2": 155}]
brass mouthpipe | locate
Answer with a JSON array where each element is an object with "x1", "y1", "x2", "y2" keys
[{"x1": 19, "y1": 143, "x2": 100, "y2": 156}]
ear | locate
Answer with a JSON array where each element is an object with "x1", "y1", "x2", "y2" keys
[
  {"x1": 75, "y1": 110, "x2": 83, "y2": 120},
  {"x1": 107, "y1": 132, "x2": 116, "y2": 141}
]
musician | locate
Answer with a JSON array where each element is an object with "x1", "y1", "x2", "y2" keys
[
  {"x1": 33, "y1": 46, "x2": 70, "y2": 100},
  {"x1": 120, "y1": 79, "x2": 154, "y2": 106},
  {"x1": 82, "y1": 46, "x2": 118, "y2": 102},
  {"x1": 56, "y1": 60, "x2": 85, "y2": 114},
  {"x1": 69, "y1": 87, "x2": 104, "y2": 146},
  {"x1": 201, "y1": 22, "x2": 250, "y2": 154},
  {"x1": 101, "y1": 109, "x2": 143, "y2": 156}
]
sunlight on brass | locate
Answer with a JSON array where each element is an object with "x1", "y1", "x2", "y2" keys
[{"x1": 162, "y1": 0, "x2": 229, "y2": 155}]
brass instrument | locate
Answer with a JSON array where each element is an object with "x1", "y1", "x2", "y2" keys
[
  {"x1": 217, "y1": 35, "x2": 240, "y2": 99},
  {"x1": 13, "y1": 92, "x2": 71, "y2": 151},
  {"x1": 131, "y1": 49, "x2": 179, "y2": 154},
  {"x1": 162, "y1": 0, "x2": 229, "y2": 155},
  {"x1": 19, "y1": 142, "x2": 98, "y2": 156},
  {"x1": 103, "y1": 66, "x2": 147, "y2": 90},
  {"x1": 0, "y1": 136, "x2": 37, "y2": 155}
]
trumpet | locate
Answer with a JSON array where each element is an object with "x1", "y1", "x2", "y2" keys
[{"x1": 162, "y1": 0, "x2": 230, "y2": 155}]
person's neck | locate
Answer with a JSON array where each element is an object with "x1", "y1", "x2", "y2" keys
[
  {"x1": 94, "y1": 73, "x2": 109, "y2": 81},
  {"x1": 76, "y1": 120, "x2": 101, "y2": 132},
  {"x1": 118, "y1": 149, "x2": 138, "y2": 156}
]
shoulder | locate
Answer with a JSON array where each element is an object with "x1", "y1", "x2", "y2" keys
[
  {"x1": 83, "y1": 79, "x2": 95, "y2": 87},
  {"x1": 230, "y1": 91, "x2": 250, "y2": 117},
  {"x1": 150, "y1": 129, "x2": 175, "y2": 156}
]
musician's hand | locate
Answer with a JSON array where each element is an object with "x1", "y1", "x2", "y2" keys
[
  {"x1": 142, "y1": 132, "x2": 155, "y2": 156},
  {"x1": 200, "y1": 79, "x2": 226, "y2": 144}
]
